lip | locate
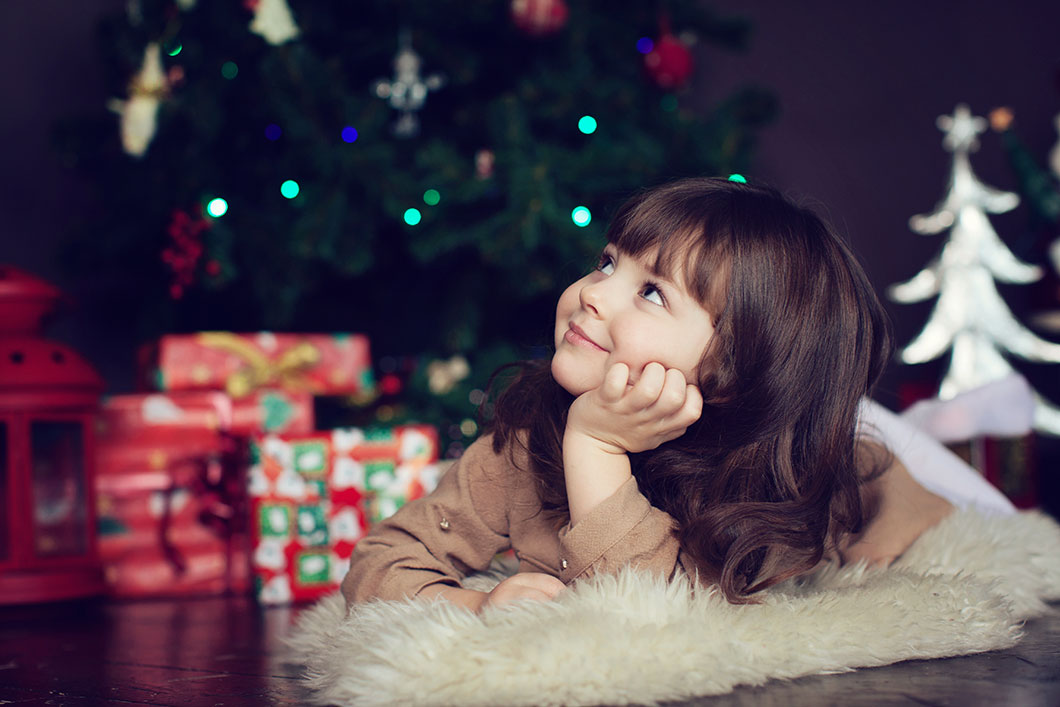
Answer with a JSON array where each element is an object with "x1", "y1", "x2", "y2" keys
[{"x1": 566, "y1": 323, "x2": 608, "y2": 352}]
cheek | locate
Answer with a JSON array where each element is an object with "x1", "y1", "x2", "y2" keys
[{"x1": 555, "y1": 283, "x2": 580, "y2": 321}]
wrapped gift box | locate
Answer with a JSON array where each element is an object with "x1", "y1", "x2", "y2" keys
[
  {"x1": 99, "y1": 389, "x2": 314, "y2": 438},
  {"x1": 249, "y1": 425, "x2": 442, "y2": 605},
  {"x1": 101, "y1": 541, "x2": 251, "y2": 599},
  {"x1": 138, "y1": 332, "x2": 374, "y2": 399},
  {"x1": 96, "y1": 399, "x2": 251, "y2": 597},
  {"x1": 96, "y1": 462, "x2": 251, "y2": 597}
]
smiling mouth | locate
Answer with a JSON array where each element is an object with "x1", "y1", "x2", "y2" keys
[{"x1": 566, "y1": 323, "x2": 607, "y2": 351}]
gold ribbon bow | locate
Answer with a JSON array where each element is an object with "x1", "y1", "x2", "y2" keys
[{"x1": 197, "y1": 333, "x2": 322, "y2": 398}]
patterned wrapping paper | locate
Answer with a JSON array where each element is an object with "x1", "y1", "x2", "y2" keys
[
  {"x1": 95, "y1": 426, "x2": 251, "y2": 598},
  {"x1": 138, "y1": 332, "x2": 374, "y2": 399},
  {"x1": 249, "y1": 425, "x2": 442, "y2": 605},
  {"x1": 99, "y1": 389, "x2": 314, "y2": 438}
]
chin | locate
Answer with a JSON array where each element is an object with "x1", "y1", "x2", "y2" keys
[{"x1": 550, "y1": 351, "x2": 600, "y2": 397}]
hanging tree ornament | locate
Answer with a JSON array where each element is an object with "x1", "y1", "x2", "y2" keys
[
  {"x1": 643, "y1": 16, "x2": 694, "y2": 90},
  {"x1": 475, "y1": 149, "x2": 495, "y2": 179},
  {"x1": 510, "y1": 0, "x2": 569, "y2": 36},
  {"x1": 373, "y1": 31, "x2": 444, "y2": 138},
  {"x1": 889, "y1": 103, "x2": 1060, "y2": 435},
  {"x1": 161, "y1": 208, "x2": 211, "y2": 299},
  {"x1": 246, "y1": 0, "x2": 300, "y2": 46},
  {"x1": 107, "y1": 42, "x2": 168, "y2": 158}
]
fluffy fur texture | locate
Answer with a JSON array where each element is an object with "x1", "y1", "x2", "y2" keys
[{"x1": 286, "y1": 510, "x2": 1060, "y2": 706}]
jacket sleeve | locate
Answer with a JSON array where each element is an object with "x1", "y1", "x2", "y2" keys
[
  {"x1": 554, "y1": 475, "x2": 691, "y2": 584},
  {"x1": 341, "y1": 436, "x2": 512, "y2": 604}
]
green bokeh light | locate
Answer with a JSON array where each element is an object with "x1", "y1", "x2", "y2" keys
[
  {"x1": 167, "y1": 42, "x2": 183, "y2": 57},
  {"x1": 727, "y1": 173, "x2": 747, "y2": 183},
  {"x1": 221, "y1": 61, "x2": 239, "y2": 79},
  {"x1": 206, "y1": 198, "x2": 228, "y2": 218},
  {"x1": 578, "y1": 115, "x2": 598, "y2": 134},
  {"x1": 280, "y1": 180, "x2": 300, "y2": 198},
  {"x1": 404, "y1": 208, "x2": 422, "y2": 226},
  {"x1": 423, "y1": 189, "x2": 440, "y2": 206},
  {"x1": 571, "y1": 206, "x2": 592, "y2": 227},
  {"x1": 660, "y1": 95, "x2": 678, "y2": 112}
]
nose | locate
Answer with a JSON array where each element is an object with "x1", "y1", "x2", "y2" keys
[{"x1": 579, "y1": 278, "x2": 605, "y2": 318}]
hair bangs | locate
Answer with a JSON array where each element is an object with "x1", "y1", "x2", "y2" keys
[{"x1": 606, "y1": 190, "x2": 732, "y2": 319}]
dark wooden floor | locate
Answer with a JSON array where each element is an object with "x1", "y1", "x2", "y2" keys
[{"x1": 1, "y1": 595, "x2": 1057, "y2": 707}]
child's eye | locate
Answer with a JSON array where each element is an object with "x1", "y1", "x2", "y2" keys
[
  {"x1": 641, "y1": 283, "x2": 665, "y2": 307},
  {"x1": 597, "y1": 254, "x2": 615, "y2": 275}
]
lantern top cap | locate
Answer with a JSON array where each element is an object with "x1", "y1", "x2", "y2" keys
[
  {"x1": 0, "y1": 265, "x2": 65, "y2": 336},
  {"x1": 0, "y1": 266, "x2": 62, "y2": 302}
]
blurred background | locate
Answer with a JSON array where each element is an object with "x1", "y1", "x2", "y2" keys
[{"x1": 2, "y1": 0, "x2": 1060, "y2": 508}]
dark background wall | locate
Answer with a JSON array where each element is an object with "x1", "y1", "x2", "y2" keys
[{"x1": 3, "y1": 0, "x2": 1060, "y2": 410}]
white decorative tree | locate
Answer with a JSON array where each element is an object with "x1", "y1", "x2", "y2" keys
[{"x1": 890, "y1": 104, "x2": 1060, "y2": 435}]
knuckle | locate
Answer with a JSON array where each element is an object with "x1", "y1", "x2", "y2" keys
[{"x1": 660, "y1": 387, "x2": 685, "y2": 408}]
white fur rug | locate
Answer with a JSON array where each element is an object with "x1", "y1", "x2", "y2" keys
[{"x1": 286, "y1": 510, "x2": 1060, "y2": 706}]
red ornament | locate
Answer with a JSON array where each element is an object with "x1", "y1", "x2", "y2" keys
[
  {"x1": 644, "y1": 31, "x2": 694, "y2": 90},
  {"x1": 0, "y1": 266, "x2": 106, "y2": 604},
  {"x1": 510, "y1": 0, "x2": 569, "y2": 36},
  {"x1": 379, "y1": 373, "x2": 403, "y2": 396}
]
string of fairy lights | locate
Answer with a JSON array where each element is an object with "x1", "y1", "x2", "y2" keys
[
  {"x1": 201, "y1": 109, "x2": 603, "y2": 228},
  {"x1": 189, "y1": 32, "x2": 692, "y2": 233}
]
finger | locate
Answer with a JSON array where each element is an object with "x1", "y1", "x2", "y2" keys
[
  {"x1": 488, "y1": 587, "x2": 554, "y2": 609},
  {"x1": 651, "y1": 368, "x2": 690, "y2": 416},
  {"x1": 657, "y1": 385, "x2": 703, "y2": 443},
  {"x1": 600, "y1": 363, "x2": 630, "y2": 402},
  {"x1": 522, "y1": 573, "x2": 567, "y2": 598},
  {"x1": 629, "y1": 362, "x2": 666, "y2": 407},
  {"x1": 677, "y1": 383, "x2": 703, "y2": 425}
]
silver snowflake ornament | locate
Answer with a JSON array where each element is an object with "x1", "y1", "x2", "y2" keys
[{"x1": 373, "y1": 31, "x2": 444, "y2": 138}]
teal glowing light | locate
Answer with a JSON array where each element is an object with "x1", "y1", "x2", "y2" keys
[
  {"x1": 404, "y1": 208, "x2": 422, "y2": 226},
  {"x1": 221, "y1": 61, "x2": 239, "y2": 79},
  {"x1": 727, "y1": 173, "x2": 747, "y2": 183},
  {"x1": 167, "y1": 42, "x2": 183, "y2": 57},
  {"x1": 423, "y1": 189, "x2": 440, "y2": 206},
  {"x1": 578, "y1": 115, "x2": 598, "y2": 134},
  {"x1": 660, "y1": 95, "x2": 678, "y2": 112},
  {"x1": 206, "y1": 198, "x2": 228, "y2": 218},
  {"x1": 571, "y1": 206, "x2": 591, "y2": 227},
  {"x1": 280, "y1": 180, "x2": 300, "y2": 198}
]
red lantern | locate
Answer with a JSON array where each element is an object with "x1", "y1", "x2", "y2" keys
[{"x1": 0, "y1": 266, "x2": 105, "y2": 603}]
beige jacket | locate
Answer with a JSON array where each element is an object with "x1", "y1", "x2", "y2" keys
[{"x1": 341, "y1": 434, "x2": 691, "y2": 604}]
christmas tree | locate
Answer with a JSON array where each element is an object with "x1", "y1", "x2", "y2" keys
[
  {"x1": 54, "y1": 0, "x2": 775, "y2": 368},
  {"x1": 890, "y1": 104, "x2": 1060, "y2": 435}
]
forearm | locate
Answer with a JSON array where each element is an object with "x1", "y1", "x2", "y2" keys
[{"x1": 562, "y1": 428, "x2": 632, "y2": 527}]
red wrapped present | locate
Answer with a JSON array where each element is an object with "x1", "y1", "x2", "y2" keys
[
  {"x1": 99, "y1": 389, "x2": 314, "y2": 438},
  {"x1": 101, "y1": 541, "x2": 251, "y2": 599},
  {"x1": 96, "y1": 411, "x2": 251, "y2": 597},
  {"x1": 249, "y1": 425, "x2": 442, "y2": 605},
  {"x1": 138, "y1": 332, "x2": 374, "y2": 399}
]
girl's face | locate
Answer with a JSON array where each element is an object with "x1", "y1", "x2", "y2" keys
[{"x1": 551, "y1": 244, "x2": 716, "y2": 397}]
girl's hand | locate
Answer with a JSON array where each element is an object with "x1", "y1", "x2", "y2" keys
[
  {"x1": 566, "y1": 362, "x2": 703, "y2": 456},
  {"x1": 481, "y1": 572, "x2": 566, "y2": 611}
]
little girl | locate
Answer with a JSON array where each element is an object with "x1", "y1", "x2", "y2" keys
[{"x1": 342, "y1": 177, "x2": 1014, "y2": 612}]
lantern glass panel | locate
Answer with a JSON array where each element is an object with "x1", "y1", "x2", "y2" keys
[
  {"x1": 30, "y1": 421, "x2": 87, "y2": 557},
  {"x1": 0, "y1": 422, "x2": 7, "y2": 561}
]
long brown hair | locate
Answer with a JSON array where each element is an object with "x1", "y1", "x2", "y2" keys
[{"x1": 487, "y1": 177, "x2": 893, "y2": 603}]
